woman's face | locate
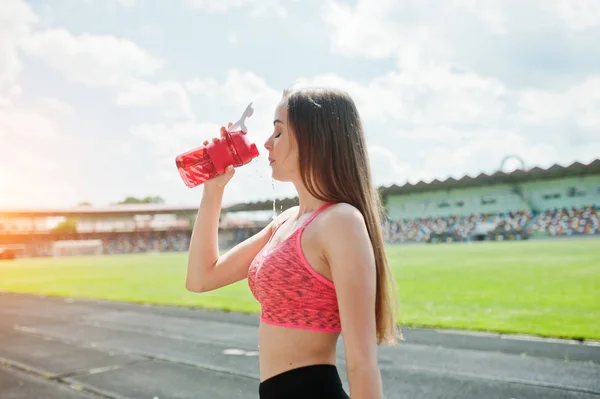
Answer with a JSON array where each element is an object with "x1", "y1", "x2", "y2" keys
[{"x1": 264, "y1": 101, "x2": 299, "y2": 182}]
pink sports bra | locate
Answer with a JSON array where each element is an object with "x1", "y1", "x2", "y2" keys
[{"x1": 247, "y1": 202, "x2": 341, "y2": 333}]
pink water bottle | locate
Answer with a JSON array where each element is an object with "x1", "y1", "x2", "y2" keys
[{"x1": 176, "y1": 103, "x2": 260, "y2": 188}]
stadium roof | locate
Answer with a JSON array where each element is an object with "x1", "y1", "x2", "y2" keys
[
  {"x1": 216, "y1": 158, "x2": 600, "y2": 212},
  {"x1": 1, "y1": 159, "x2": 597, "y2": 216},
  {"x1": 381, "y1": 158, "x2": 600, "y2": 196},
  {"x1": 0, "y1": 203, "x2": 200, "y2": 218}
]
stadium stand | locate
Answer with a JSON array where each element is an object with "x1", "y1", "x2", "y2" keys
[
  {"x1": 382, "y1": 159, "x2": 600, "y2": 243},
  {"x1": 0, "y1": 159, "x2": 598, "y2": 258}
]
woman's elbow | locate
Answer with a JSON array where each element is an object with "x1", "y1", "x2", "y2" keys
[
  {"x1": 185, "y1": 280, "x2": 204, "y2": 293},
  {"x1": 185, "y1": 271, "x2": 207, "y2": 292}
]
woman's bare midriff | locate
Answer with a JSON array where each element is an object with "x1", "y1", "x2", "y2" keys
[
  {"x1": 258, "y1": 321, "x2": 340, "y2": 382},
  {"x1": 256, "y1": 207, "x2": 341, "y2": 381}
]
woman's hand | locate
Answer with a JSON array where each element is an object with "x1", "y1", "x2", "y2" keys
[{"x1": 204, "y1": 123, "x2": 235, "y2": 189}]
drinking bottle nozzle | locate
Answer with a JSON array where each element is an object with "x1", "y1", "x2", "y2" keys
[{"x1": 227, "y1": 102, "x2": 254, "y2": 133}]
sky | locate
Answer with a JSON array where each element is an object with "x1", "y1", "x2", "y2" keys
[{"x1": 1, "y1": 0, "x2": 599, "y2": 209}]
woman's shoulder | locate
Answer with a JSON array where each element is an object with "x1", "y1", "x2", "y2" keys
[
  {"x1": 316, "y1": 202, "x2": 369, "y2": 241},
  {"x1": 322, "y1": 202, "x2": 364, "y2": 224}
]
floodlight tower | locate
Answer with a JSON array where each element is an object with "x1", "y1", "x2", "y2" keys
[
  {"x1": 499, "y1": 155, "x2": 536, "y2": 213},
  {"x1": 499, "y1": 155, "x2": 526, "y2": 173}
]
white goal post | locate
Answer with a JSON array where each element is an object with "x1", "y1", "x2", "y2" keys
[{"x1": 51, "y1": 239, "x2": 104, "y2": 257}]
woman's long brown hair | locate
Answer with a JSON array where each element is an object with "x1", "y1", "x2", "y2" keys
[{"x1": 284, "y1": 87, "x2": 400, "y2": 345}]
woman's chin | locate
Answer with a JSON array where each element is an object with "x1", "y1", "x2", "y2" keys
[{"x1": 270, "y1": 173, "x2": 287, "y2": 183}]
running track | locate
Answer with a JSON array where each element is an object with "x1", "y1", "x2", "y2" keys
[{"x1": 1, "y1": 292, "x2": 599, "y2": 398}]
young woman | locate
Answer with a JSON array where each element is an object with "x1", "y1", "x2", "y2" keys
[{"x1": 185, "y1": 87, "x2": 400, "y2": 399}]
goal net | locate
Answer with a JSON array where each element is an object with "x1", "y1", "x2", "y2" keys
[{"x1": 51, "y1": 239, "x2": 104, "y2": 257}]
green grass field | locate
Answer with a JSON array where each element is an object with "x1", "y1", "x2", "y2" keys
[{"x1": 1, "y1": 238, "x2": 599, "y2": 340}]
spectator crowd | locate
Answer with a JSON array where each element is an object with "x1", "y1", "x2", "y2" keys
[
  {"x1": 528, "y1": 205, "x2": 599, "y2": 237},
  {"x1": 20, "y1": 231, "x2": 191, "y2": 257},
  {"x1": 6, "y1": 205, "x2": 599, "y2": 258},
  {"x1": 383, "y1": 205, "x2": 598, "y2": 243}
]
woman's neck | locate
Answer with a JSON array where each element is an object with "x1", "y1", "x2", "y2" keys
[{"x1": 293, "y1": 181, "x2": 328, "y2": 217}]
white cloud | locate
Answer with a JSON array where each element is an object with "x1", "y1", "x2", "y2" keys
[
  {"x1": 0, "y1": 103, "x2": 83, "y2": 207},
  {"x1": 131, "y1": 122, "x2": 222, "y2": 156},
  {"x1": 185, "y1": 77, "x2": 220, "y2": 100},
  {"x1": 423, "y1": 130, "x2": 560, "y2": 180},
  {"x1": 0, "y1": 0, "x2": 36, "y2": 93},
  {"x1": 519, "y1": 75, "x2": 600, "y2": 133},
  {"x1": 20, "y1": 26, "x2": 197, "y2": 124},
  {"x1": 186, "y1": 0, "x2": 287, "y2": 17},
  {"x1": 21, "y1": 28, "x2": 163, "y2": 88},
  {"x1": 187, "y1": 69, "x2": 281, "y2": 106},
  {"x1": 321, "y1": 0, "x2": 452, "y2": 65},
  {"x1": 187, "y1": 0, "x2": 252, "y2": 12},
  {"x1": 458, "y1": 0, "x2": 600, "y2": 32},
  {"x1": 181, "y1": 63, "x2": 594, "y2": 194},
  {"x1": 289, "y1": 68, "x2": 513, "y2": 185},
  {"x1": 368, "y1": 145, "x2": 413, "y2": 186},
  {"x1": 0, "y1": 104, "x2": 62, "y2": 141},
  {"x1": 316, "y1": 0, "x2": 600, "y2": 187},
  {"x1": 113, "y1": 141, "x2": 133, "y2": 156},
  {"x1": 549, "y1": 0, "x2": 600, "y2": 30},
  {"x1": 0, "y1": 97, "x2": 10, "y2": 107},
  {"x1": 117, "y1": 79, "x2": 195, "y2": 120},
  {"x1": 135, "y1": 69, "x2": 293, "y2": 205},
  {"x1": 227, "y1": 32, "x2": 238, "y2": 44},
  {"x1": 0, "y1": 1, "x2": 80, "y2": 207},
  {"x1": 321, "y1": 0, "x2": 600, "y2": 72},
  {"x1": 118, "y1": 0, "x2": 137, "y2": 7},
  {"x1": 181, "y1": 67, "x2": 516, "y2": 194},
  {"x1": 38, "y1": 97, "x2": 74, "y2": 118},
  {"x1": 186, "y1": 69, "x2": 283, "y2": 142},
  {"x1": 291, "y1": 66, "x2": 508, "y2": 128},
  {"x1": 1, "y1": 0, "x2": 598, "y2": 209}
]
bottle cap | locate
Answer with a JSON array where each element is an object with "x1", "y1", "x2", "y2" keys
[{"x1": 227, "y1": 102, "x2": 254, "y2": 133}]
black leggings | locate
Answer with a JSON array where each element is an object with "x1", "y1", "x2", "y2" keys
[{"x1": 259, "y1": 364, "x2": 349, "y2": 399}]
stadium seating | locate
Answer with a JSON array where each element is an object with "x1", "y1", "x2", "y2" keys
[
  {"x1": 383, "y1": 205, "x2": 599, "y2": 243},
  {"x1": 528, "y1": 205, "x2": 599, "y2": 237},
  {"x1": 4, "y1": 203, "x2": 599, "y2": 258},
  {"x1": 13, "y1": 231, "x2": 192, "y2": 257},
  {"x1": 2, "y1": 160, "x2": 599, "y2": 256}
]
